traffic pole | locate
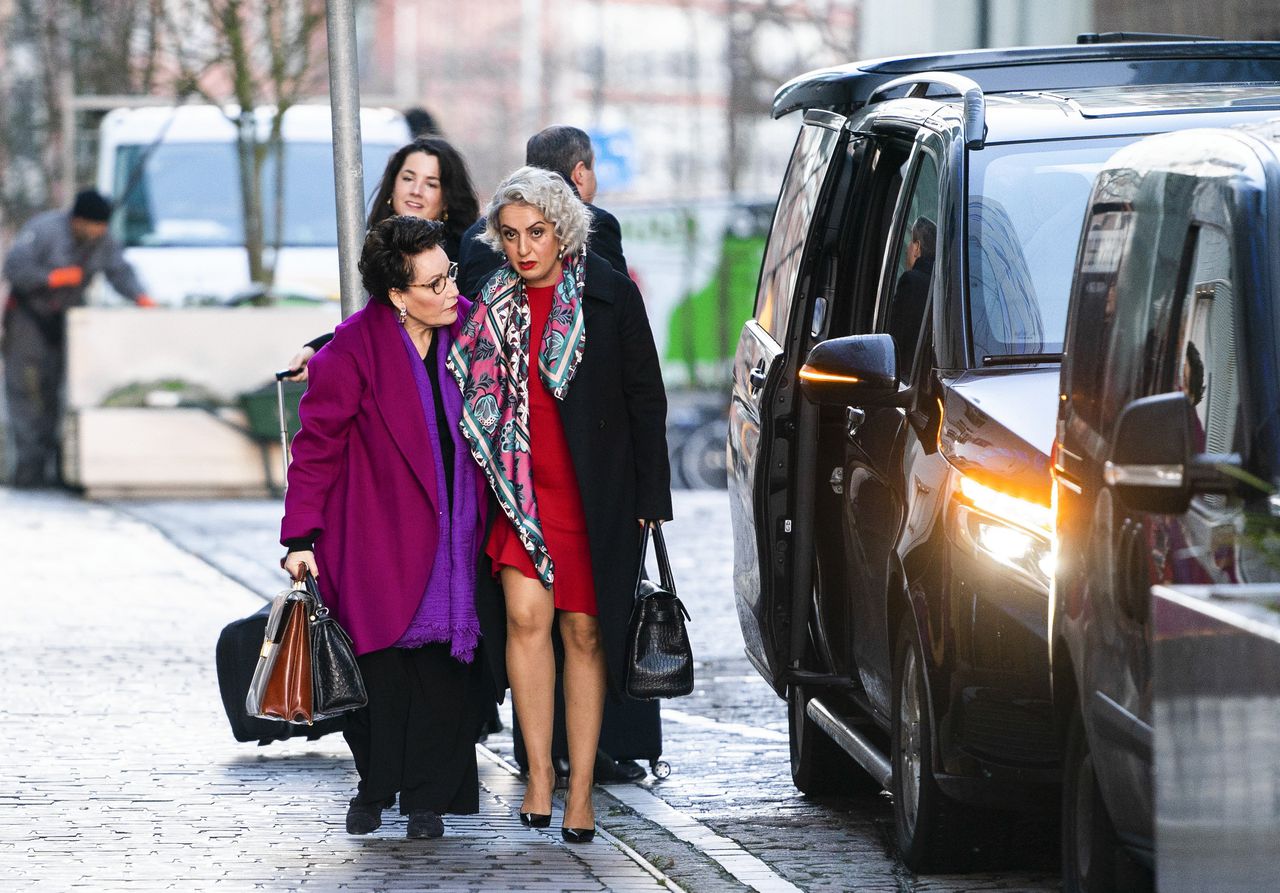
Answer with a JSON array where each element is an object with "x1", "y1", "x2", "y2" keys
[{"x1": 325, "y1": 0, "x2": 367, "y2": 320}]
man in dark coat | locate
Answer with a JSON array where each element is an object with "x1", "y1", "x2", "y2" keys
[
  {"x1": 457, "y1": 125, "x2": 627, "y2": 297},
  {"x1": 1, "y1": 189, "x2": 154, "y2": 488},
  {"x1": 887, "y1": 216, "x2": 936, "y2": 374}
]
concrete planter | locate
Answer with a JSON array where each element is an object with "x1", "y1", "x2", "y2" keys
[{"x1": 63, "y1": 305, "x2": 336, "y2": 497}]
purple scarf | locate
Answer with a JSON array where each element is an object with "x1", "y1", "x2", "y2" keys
[{"x1": 393, "y1": 324, "x2": 482, "y2": 662}]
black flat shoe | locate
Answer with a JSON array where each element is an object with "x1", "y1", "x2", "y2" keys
[
  {"x1": 345, "y1": 799, "x2": 383, "y2": 835},
  {"x1": 561, "y1": 826, "x2": 596, "y2": 844},
  {"x1": 406, "y1": 810, "x2": 444, "y2": 839},
  {"x1": 519, "y1": 811, "x2": 552, "y2": 828}
]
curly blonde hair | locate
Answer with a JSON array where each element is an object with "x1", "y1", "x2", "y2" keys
[{"x1": 481, "y1": 165, "x2": 592, "y2": 256}]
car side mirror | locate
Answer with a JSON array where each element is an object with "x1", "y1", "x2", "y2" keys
[
  {"x1": 1105, "y1": 392, "x2": 1239, "y2": 514},
  {"x1": 798, "y1": 334, "x2": 898, "y2": 406}
]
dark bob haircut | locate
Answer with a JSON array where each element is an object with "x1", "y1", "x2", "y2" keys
[
  {"x1": 366, "y1": 136, "x2": 480, "y2": 251},
  {"x1": 358, "y1": 216, "x2": 446, "y2": 304}
]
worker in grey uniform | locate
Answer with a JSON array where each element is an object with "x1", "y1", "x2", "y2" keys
[{"x1": 1, "y1": 189, "x2": 154, "y2": 488}]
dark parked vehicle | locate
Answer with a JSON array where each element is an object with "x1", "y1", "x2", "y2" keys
[
  {"x1": 727, "y1": 39, "x2": 1280, "y2": 871},
  {"x1": 1052, "y1": 117, "x2": 1280, "y2": 891}
]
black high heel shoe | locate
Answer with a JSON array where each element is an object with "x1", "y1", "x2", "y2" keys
[
  {"x1": 561, "y1": 826, "x2": 596, "y2": 844},
  {"x1": 519, "y1": 811, "x2": 552, "y2": 828}
]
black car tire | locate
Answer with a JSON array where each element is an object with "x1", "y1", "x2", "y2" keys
[
  {"x1": 891, "y1": 618, "x2": 969, "y2": 872},
  {"x1": 1062, "y1": 708, "x2": 1121, "y2": 893},
  {"x1": 788, "y1": 684, "x2": 880, "y2": 796}
]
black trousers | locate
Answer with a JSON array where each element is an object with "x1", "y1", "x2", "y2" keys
[
  {"x1": 344, "y1": 642, "x2": 485, "y2": 815},
  {"x1": 2, "y1": 307, "x2": 65, "y2": 487}
]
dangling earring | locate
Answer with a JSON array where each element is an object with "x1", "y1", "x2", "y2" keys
[
  {"x1": 441, "y1": 208, "x2": 449, "y2": 222},
  {"x1": 556, "y1": 244, "x2": 565, "y2": 260},
  {"x1": 386, "y1": 196, "x2": 393, "y2": 208},
  {"x1": 397, "y1": 304, "x2": 408, "y2": 326}
]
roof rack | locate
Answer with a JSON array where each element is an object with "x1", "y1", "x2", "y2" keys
[
  {"x1": 772, "y1": 40, "x2": 1280, "y2": 119},
  {"x1": 1077, "y1": 32, "x2": 1220, "y2": 44},
  {"x1": 865, "y1": 72, "x2": 986, "y2": 149}
]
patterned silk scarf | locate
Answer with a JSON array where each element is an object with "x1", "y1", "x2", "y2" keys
[{"x1": 447, "y1": 248, "x2": 587, "y2": 586}]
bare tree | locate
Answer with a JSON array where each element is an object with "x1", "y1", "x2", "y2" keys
[
  {"x1": 716, "y1": 0, "x2": 857, "y2": 363},
  {"x1": 725, "y1": 0, "x2": 858, "y2": 191},
  {"x1": 162, "y1": 0, "x2": 327, "y2": 293},
  {"x1": 0, "y1": 0, "x2": 165, "y2": 240},
  {"x1": 0, "y1": 0, "x2": 56, "y2": 235}
]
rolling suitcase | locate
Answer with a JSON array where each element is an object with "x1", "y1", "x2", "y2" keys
[
  {"x1": 214, "y1": 368, "x2": 345, "y2": 745},
  {"x1": 512, "y1": 679, "x2": 669, "y2": 781}
]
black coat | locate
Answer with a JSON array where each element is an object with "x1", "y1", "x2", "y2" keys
[
  {"x1": 887, "y1": 254, "x2": 934, "y2": 370},
  {"x1": 473, "y1": 251, "x2": 672, "y2": 697},
  {"x1": 457, "y1": 204, "x2": 628, "y2": 298}
]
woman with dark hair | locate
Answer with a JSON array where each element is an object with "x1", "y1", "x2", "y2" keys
[
  {"x1": 450, "y1": 167, "x2": 671, "y2": 843},
  {"x1": 285, "y1": 136, "x2": 481, "y2": 378},
  {"x1": 366, "y1": 136, "x2": 480, "y2": 259},
  {"x1": 280, "y1": 215, "x2": 489, "y2": 839}
]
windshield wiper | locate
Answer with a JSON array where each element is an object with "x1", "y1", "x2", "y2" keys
[{"x1": 981, "y1": 352, "x2": 1062, "y2": 366}]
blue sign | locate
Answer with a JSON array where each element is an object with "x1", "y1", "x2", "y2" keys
[{"x1": 588, "y1": 127, "x2": 634, "y2": 193}]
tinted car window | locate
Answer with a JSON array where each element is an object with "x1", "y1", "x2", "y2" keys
[
  {"x1": 967, "y1": 138, "x2": 1132, "y2": 363},
  {"x1": 1067, "y1": 206, "x2": 1134, "y2": 433},
  {"x1": 1174, "y1": 225, "x2": 1239, "y2": 456},
  {"x1": 754, "y1": 121, "x2": 841, "y2": 341},
  {"x1": 883, "y1": 151, "x2": 941, "y2": 373}
]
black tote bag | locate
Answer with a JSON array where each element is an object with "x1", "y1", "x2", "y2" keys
[{"x1": 624, "y1": 524, "x2": 694, "y2": 700}]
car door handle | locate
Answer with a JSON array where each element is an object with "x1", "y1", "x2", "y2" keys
[{"x1": 748, "y1": 362, "x2": 767, "y2": 392}]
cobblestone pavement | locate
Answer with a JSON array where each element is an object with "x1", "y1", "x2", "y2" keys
[
  {"x1": 0, "y1": 489, "x2": 671, "y2": 892},
  {"x1": 104, "y1": 489, "x2": 1061, "y2": 892}
]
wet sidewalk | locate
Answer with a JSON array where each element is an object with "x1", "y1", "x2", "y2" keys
[{"x1": 0, "y1": 489, "x2": 673, "y2": 891}]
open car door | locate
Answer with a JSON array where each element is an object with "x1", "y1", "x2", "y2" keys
[{"x1": 729, "y1": 110, "x2": 849, "y2": 691}]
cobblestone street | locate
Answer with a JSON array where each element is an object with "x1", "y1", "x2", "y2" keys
[
  {"x1": 3, "y1": 488, "x2": 1061, "y2": 891},
  {"x1": 1, "y1": 490, "x2": 670, "y2": 892}
]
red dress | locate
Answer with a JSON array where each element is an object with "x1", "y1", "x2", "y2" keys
[{"x1": 485, "y1": 284, "x2": 598, "y2": 615}]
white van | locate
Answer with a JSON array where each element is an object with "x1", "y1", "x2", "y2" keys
[{"x1": 94, "y1": 104, "x2": 410, "y2": 306}]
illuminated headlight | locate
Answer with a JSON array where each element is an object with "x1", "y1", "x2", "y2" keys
[{"x1": 954, "y1": 474, "x2": 1054, "y2": 590}]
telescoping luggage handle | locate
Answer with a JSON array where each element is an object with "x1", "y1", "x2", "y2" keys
[{"x1": 274, "y1": 368, "x2": 298, "y2": 494}]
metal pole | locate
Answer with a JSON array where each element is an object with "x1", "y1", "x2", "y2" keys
[
  {"x1": 976, "y1": 0, "x2": 992, "y2": 47},
  {"x1": 521, "y1": 0, "x2": 543, "y2": 139},
  {"x1": 325, "y1": 0, "x2": 367, "y2": 320},
  {"x1": 59, "y1": 71, "x2": 76, "y2": 204}
]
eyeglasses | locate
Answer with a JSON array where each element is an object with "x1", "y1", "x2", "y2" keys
[{"x1": 410, "y1": 261, "x2": 458, "y2": 295}]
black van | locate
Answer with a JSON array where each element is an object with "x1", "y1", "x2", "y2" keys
[
  {"x1": 727, "y1": 40, "x2": 1280, "y2": 872},
  {"x1": 1052, "y1": 118, "x2": 1280, "y2": 890}
]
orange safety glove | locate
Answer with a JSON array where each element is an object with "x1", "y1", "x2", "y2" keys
[
  {"x1": 135, "y1": 294, "x2": 157, "y2": 308},
  {"x1": 48, "y1": 266, "x2": 84, "y2": 289}
]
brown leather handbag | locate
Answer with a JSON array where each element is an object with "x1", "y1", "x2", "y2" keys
[
  {"x1": 259, "y1": 598, "x2": 313, "y2": 723},
  {"x1": 246, "y1": 573, "x2": 366, "y2": 725}
]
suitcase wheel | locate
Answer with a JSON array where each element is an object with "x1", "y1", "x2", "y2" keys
[{"x1": 651, "y1": 760, "x2": 671, "y2": 779}]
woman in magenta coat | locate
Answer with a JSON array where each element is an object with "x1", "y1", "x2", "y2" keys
[{"x1": 280, "y1": 215, "x2": 488, "y2": 840}]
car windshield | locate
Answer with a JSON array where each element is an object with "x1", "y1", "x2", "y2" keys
[
  {"x1": 966, "y1": 137, "x2": 1135, "y2": 363},
  {"x1": 112, "y1": 141, "x2": 398, "y2": 248}
]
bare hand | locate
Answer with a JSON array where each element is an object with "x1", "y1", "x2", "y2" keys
[
  {"x1": 283, "y1": 346, "x2": 316, "y2": 382},
  {"x1": 282, "y1": 550, "x2": 317, "y2": 581}
]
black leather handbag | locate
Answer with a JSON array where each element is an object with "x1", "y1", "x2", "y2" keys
[
  {"x1": 304, "y1": 572, "x2": 368, "y2": 720},
  {"x1": 624, "y1": 524, "x2": 694, "y2": 700}
]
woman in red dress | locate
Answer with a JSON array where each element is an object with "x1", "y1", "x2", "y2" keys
[{"x1": 449, "y1": 167, "x2": 671, "y2": 843}]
